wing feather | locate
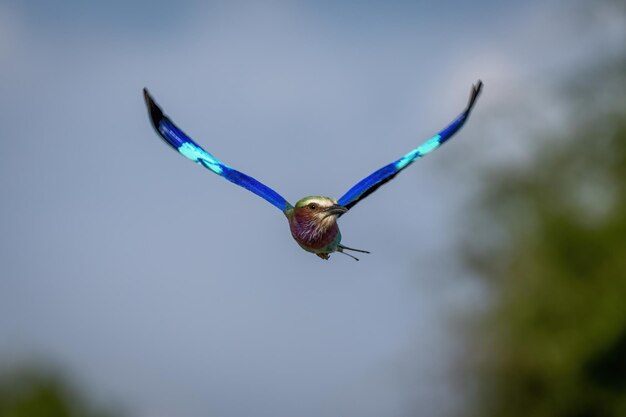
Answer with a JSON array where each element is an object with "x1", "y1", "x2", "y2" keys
[
  {"x1": 143, "y1": 89, "x2": 292, "y2": 212},
  {"x1": 338, "y1": 81, "x2": 483, "y2": 210}
]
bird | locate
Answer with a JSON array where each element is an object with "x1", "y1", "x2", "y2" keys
[{"x1": 143, "y1": 80, "x2": 483, "y2": 261}]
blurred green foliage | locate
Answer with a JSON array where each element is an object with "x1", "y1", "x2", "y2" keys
[
  {"x1": 0, "y1": 367, "x2": 122, "y2": 417},
  {"x1": 463, "y1": 34, "x2": 626, "y2": 417}
]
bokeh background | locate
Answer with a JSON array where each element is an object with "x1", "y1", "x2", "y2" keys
[{"x1": 1, "y1": 1, "x2": 625, "y2": 416}]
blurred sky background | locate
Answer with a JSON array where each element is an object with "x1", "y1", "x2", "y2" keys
[{"x1": 0, "y1": 1, "x2": 624, "y2": 417}]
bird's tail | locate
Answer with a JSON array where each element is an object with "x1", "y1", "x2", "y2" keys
[{"x1": 337, "y1": 244, "x2": 370, "y2": 261}]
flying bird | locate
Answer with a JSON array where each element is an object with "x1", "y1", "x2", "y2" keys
[{"x1": 143, "y1": 81, "x2": 483, "y2": 261}]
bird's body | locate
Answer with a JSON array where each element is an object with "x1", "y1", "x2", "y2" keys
[
  {"x1": 143, "y1": 81, "x2": 483, "y2": 260},
  {"x1": 287, "y1": 196, "x2": 345, "y2": 259}
]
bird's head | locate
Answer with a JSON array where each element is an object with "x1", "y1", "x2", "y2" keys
[{"x1": 292, "y1": 196, "x2": 347, "y2": 227}]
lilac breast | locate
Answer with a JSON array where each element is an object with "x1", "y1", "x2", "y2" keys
[{"x1": 289, "y1": 213, "x2": 340, "y2": 250}]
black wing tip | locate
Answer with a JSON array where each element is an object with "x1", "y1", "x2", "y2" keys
[
  {"x1": 466, "y1": 80, "x2": 483, "y2": 112},
  {"x1": 142, "y1": 87, "x2": 164, "y2": 130}
]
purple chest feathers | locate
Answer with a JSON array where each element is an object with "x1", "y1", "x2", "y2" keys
[{"x1": 289, "y1": 210, "x2": 340, "y2": 250}]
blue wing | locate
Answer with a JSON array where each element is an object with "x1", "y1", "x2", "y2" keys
[
  {"x1": 337, "y1": 80, "x2": 483, "y2": 210},
  {"x1": 143, "y1": 89, "x2": 293, "y2": 212}
]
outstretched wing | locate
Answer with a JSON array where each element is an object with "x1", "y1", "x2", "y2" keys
[
  {"x1": 143, "y1": 88, "x2": 293, "y2": 212},
  {"x1": 337, "y1": 80, "x2": 483, "y2": 210}
]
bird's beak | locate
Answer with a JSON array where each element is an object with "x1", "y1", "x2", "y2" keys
[{"x1": 324, "y1": 204, "x2": 348, "y2": 218}]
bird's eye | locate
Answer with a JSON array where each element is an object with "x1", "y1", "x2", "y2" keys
[{"x1": 308, "y1": 203, "x2": 317, "y2": 210}]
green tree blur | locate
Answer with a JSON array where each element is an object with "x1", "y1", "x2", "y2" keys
[
  {"x1": 0, "y1": 367, "x2": 123, "y2": 417},
  {"x1": 462, "y1": 16, "x2": 626, "y2": 417}
]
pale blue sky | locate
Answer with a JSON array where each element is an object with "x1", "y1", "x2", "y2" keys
[{"x1": 0, "y1": 1, "x2": 621, "y2": 416}]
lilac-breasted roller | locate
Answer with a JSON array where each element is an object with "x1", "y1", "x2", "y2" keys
[{"x1": 143, "y1": 81, "x2": 483, "y2": 260}]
